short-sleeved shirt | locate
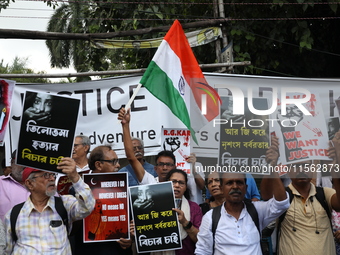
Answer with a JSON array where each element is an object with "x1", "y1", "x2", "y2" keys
[{"x1": 278, "y1": 183, "x2": 336, "y2": 255}]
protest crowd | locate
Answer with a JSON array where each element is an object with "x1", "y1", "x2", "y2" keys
[{"x1": 0, "y1": 101, "x2": 339, "y2": 255}]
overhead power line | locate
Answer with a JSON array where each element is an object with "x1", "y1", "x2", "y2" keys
[
  {"x1": 16, "y1": 0, "x2": 340, "y2": 5},
  {"x1": 1, "y1": 16, "x2": 339, "y2": 21},
  {"x1": 0, "y1": 19, "x2": 228, "y2": 39}
]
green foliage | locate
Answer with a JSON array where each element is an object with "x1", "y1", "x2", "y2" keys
[
  {"x1": 42, "y1": 0, "x2": 340, "y2": 78},
  {"x1": 227, "y1": 0, "x2": 340, "y2": 77},
  {"x1": 0, "y1": 0, "x2": 12, "y2": 12},
  {"x1": 0, "y1": 57, "x2": 51, "y2": 83}
]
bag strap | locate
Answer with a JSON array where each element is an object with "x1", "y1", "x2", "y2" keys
[
  {"x1": 211, "y1": 204, "x2": 222, "y2": 239},
  {"x1": 211, "y1": 204, "x2": 222, "y2": 255},
  {"x1": 199, "y1": 202, "x2": 211, "y2": 215},
  {"x1": 10, "y1": 196, "x2": 69, "y2": 243},
  {"x1": 244, "y1": 199, "x2": 260, "y2": 237},
  {"x1": 314, "y1": 186, "x2": 331, "y2": 220},
  {"x1": 10, "y1": 202, "x2": 25, "y2": 242},
  {"x1": 54, "y1": 196, "x2": 69, "y2": 234}
]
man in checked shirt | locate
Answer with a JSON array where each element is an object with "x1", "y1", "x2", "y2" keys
[{"x1": 4, "y1": 157, "x2": 95, "y2": 255}]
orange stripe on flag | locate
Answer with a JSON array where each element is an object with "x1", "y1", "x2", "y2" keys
[{"x1": 164, "y1": 20, "x2": 221, "y2": 122}]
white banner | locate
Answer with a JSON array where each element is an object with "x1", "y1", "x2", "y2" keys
[
  {"x1": 6, "y1": 73, "x2": 340, "y2": 168},
  {"x1": 7, "y1": 75, "x2": 185, "y2": 160}
]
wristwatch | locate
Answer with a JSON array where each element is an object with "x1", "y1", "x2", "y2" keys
[{"x1": 184, "y1": 221, "x2": 193, "y2": 230}]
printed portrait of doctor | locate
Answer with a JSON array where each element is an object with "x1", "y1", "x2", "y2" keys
[
  {"x1": 23, "y1": 92, "x2": 53, "y2": 125},
  {"x1": 221, "y1": 96, "x2": 245, "y2": 122},
  {"x1": 327, "y1": 117, "x2": 340, "y2": 140},
  {"x1": 133, "y1": 185, "x2": 155, "y2": 211}
]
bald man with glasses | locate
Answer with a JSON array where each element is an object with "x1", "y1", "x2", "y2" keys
[
  {"x1": 4, "y1": 157, "x2": 95, "y2": 255},
  {"x1": 72, "y1": 145, "x2": 133, "y2": 255}
]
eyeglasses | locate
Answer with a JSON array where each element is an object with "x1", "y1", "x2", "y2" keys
[
  {"x1": 73, "y1": 143, "x2": 83, "y2": 148},
  {"x1": 156, "y1": 162, "x2": 175, "y2": 167},
  {"x1": 170, "y1": 179, "x2": 186, "y2": 187},
  {"x1": 100, "y1": 159, "x2": 119, "y2": 165},
  {"x1": 32, "y1": 172, "x2": 57, "y2": 179},
  {"x1": 133, "y1": 146, "x2": 143, "y2": 151}
]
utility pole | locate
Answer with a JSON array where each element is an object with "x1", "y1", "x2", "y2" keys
[
  {"x1": 213, "y1": 0, "x2": 222, "y2": 63},
  {"x1": 218, "y1": 0, "x2": 234, "y2": 73},
  {"x1": 218, "y1": 0, "x2": 228, "y2": 48}
]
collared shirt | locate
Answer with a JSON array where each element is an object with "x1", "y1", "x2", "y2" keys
[
  {"x1": 195, "y1": 196, "x2": 290, "y2": 255},
  {"x1": 4, "y1": 177, "x2": 95, "y2": 255},
  {"x1": 278, "y1": 183, "x2": 336, "y2": 255},
  {"x1": 0, "y1": 175, "x2": 30, "y2": 221},
  {"x1": 119, "y1": 161, "x2": 157, "y2": 187},
  {"x1": 76, "y1": 164, "x2": 90, "y2": 173}
]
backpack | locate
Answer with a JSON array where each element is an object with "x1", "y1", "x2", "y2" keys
[
  {"x1": 211, "y1": 199, "x2": 260, "y2": 254},
  {"x1": 10, "y1": 196, "x2": 69, "y2": 242}
]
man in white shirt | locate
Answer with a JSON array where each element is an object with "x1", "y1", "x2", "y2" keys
[
  {"x1": 72, "y1": 135, "x2": 91, "y2": 173},
  {"x1": 195, "y1": 141, "x2": 290, "y2": 255},
  {"x1": 119, "y1": 108, "x2": 205, "y2": 202}
]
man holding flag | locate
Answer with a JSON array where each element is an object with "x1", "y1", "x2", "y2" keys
[
  {"x1": 120, "y1": 19, "x2": 220, "y2": 255},
  {"x1": 126, "y1": 19, "x2": 221, "y2": 143}
]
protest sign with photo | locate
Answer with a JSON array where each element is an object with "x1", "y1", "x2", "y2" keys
[
  {"x1": 218, "y1": 96, "x2": 270, "y2": 173},
  {"x1": 129, "y1": 182, "x2": 181, "y2": 253},
  {"x1": 83, "y1": 172, "x2": 129, "y2": 242},
  {"x1": 272, "y1": 92, "x2": 329, "y2": 165},
  {"x1": 16, "y1": 91, "x2": 80, "y2": 172},
  {"x1": 57, "y1": 169, "x2": 91, "y2": 195},
  {"x1": 0, "y1": 79, "x2": 15, "y2": 146},
  {"x1": 161, "y1": 128, "x2": 191, "y2": 174}
]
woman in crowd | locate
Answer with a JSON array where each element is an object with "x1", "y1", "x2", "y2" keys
[
  {"x1": 164, "y1": 169, "x2": 202, "y2": 255},
  {"x1": 199, "y1": 171, "x2": 224, "y2": 215}
]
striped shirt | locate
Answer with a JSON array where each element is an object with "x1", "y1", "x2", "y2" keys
[{"x1": 4, "y1": 177, "x2": 95, "y2": 255}]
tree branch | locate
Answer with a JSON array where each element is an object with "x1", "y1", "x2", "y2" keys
[
  {"x1": 0, "y1": 61, "x2": 250, "y2": 78},
  {"x1": 0, "y1": 19, "x2": 229, "y2": 40}
]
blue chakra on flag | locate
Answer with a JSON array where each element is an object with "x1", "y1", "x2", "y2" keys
[{"x1": 178, "y1": 76, "x2": 185, "y2": 95}]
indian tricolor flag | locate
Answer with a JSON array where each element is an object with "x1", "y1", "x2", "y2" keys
[{"x1": 140, "y1": 20, "x2": 221, "y2": 143}]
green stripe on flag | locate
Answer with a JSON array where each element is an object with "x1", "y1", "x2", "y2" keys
[{"x1": 141, "y1": 61, "x2": 191, "y2": 130}]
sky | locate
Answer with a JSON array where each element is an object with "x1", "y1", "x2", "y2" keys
[{"x1": 0, "y1": 0, "x2": 76, "y2": 75}]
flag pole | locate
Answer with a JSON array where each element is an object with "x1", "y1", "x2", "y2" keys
[
  {"x1": 125, "y1": 83, "x2": 143, "y2": 110},
  {"x1": 118, "y1": 82, "x2": 142, "y2": 123}
]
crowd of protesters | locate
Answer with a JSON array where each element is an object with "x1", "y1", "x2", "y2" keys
[{"x1": 1, "y1": 108, "x2": 340, "y2": 255}]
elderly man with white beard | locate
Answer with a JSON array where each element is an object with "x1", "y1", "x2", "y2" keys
[{"x1": 4, "y1": 157, "x2": 95, "y2": 255}]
